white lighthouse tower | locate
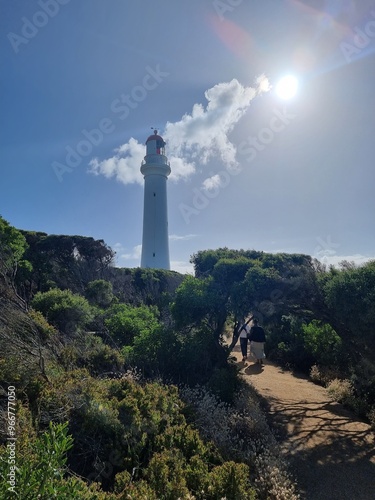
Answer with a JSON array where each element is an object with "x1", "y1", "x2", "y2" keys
[{"x1": 140, "y1": 130, "x2": 171, "y2": 270}]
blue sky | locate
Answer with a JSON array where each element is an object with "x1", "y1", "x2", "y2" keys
[{"x1": 1, "y1": 0, "x2": 375, "y2": 273}]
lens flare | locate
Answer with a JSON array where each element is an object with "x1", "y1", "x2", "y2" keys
[{"x1": 275, "y1": 75, "x2": 299, "y2": 100}]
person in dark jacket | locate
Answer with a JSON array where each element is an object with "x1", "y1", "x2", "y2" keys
[{"x1": 248, "y1": 318, "x2": 266, "y2": 365}]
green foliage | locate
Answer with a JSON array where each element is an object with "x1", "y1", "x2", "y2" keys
[
  {"x1": 191, "y1": 248, "x2": 264, "y2": 277},
  {"x1": 0, "y1": 421, "x2": 76, "y2": 499},
  {"x1": 122, "y1": 324, "x2": 166, "y2": 374},
  {"x1": 114, "y1": 472, "x2": 157, "y2": 498},
  {"x1": 209, "y1": 461, "x2": 254, "y2": 500},
  {"x1": 316, "y1": 261, "x2": 375, "y2": 417},
  {"x1": 268, "y1": 315, "x2": 316, "y2": 371},
  {"x1": 3, "y1": 234, "x2": 316, "y2": 498},
  {"x1": 124, "y1": 323, "x2": 235, "y2": 395},
  {"x1": 145, "y1": 449, "x2": 254, "y2": 499},
  {"x1": 207, "y1": 365, "x2": 239, "y2": 403},
  {"x1": 322, "y1": 261, "x2": 375, "y2": 350},
  {"x1": 177, "y1": 249, "x2": 319, "y2": 353},
  {"x1": 0, "y1": 215, "x2": 31, "y2": 281},
  {"x1": 146, "y1": 449, "x2": 190, "y2": 499},
  {"x1": 105, "y1": 303, "x2": 159, "y2": 346},
  {"x1": 28, "y1": 308, "x2": 58, "y2": 340},
  {"x1": 171, "y1": 275, "x2": 214, "y2": 328},
  {"x1": 86, "y1": 339, "x2": 124, "y2": 375},
  {"x1": 269, "y1": 316, "x2": 344, "y2": 373},
  {"x1": 20, "y1": 231, "x2": 115, "y2": 295},
  {"x1": 58, "y1": 333, "x2": 124, "y2": 375},
  {"x1": 33, "y1": 370, "x2": 257, "y2": 496},
  {"x1": 85, "y1": 279, "x2": 114, "y2": 308},
  {"x1": 302, "y1": 320, "x2": 342, "y2": 366},
  {"x1": 31, "y1": 288, "x2": 93, "y2": 334}
]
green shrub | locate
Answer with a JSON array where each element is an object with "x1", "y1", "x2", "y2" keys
[
  {"x1": 105, "y1": 303, "x2": 159, "y2": 346},
  {"x1": 302, "y1": 320, "x2": 342, "y2": 366},
  {"x1": 146, "y1": 449, "x2": 190, "y2": 500},
  {"x1": 0, "y1": 421, "x2": 75, "y2": 499},
  {"x1": 209, "y1": 461, "x2": 254, "y2": 500},
  {"x1": 114, "y1": 472, "x2": 157, "y2": 498},
  {"x1": 207, "y1": 365, "x2": 239, "y2": 403},
  {"x1": 28, "y1": 308, "x2": 58, "y2": 340},
  {"x1": 85, "y1": 279, "x2": 114, "y2": 308},
  {"x1": 32, "y1": 288, "x2": 93, "y2": 334}
]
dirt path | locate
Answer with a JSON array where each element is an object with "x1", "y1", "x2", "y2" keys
[{"x1": 231, "y1": 345, "x2": 375, "y2": 499}]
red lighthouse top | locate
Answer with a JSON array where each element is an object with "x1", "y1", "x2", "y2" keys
[
  {"x1": 146, "y1": 129, "x2": 165, "y2": 144},
  {"x1": 146, "y1": 129, "x2": 166, "y2": 154}
]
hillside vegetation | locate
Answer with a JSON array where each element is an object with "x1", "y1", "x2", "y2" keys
[{"x1": 1, "y1": 215, "x2": 374, "y2": 498}]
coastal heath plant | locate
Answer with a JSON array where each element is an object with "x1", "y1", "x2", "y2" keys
[
  {"x1": 180, "y1": 383, "x2": 300, "y2": 499},
  {"x1": 327, "y1": 378, "x2": 354, "y2": 404}
]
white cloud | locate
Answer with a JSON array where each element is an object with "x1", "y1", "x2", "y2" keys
[
  {"x1": 89, "y1": 137, "x2": 144, "y2": 185},
  {"x1": 120, "y1": 244, "x2": 142, "y2": 260},
  {"x1": 89, "y1": 75, "x2": 270, "y2": 185},
  {"x1": 170, "y1": 260, "x2": 194, "y2": 274},
  {"x1": 255, "y1": 73, "x2": 272, "y2": 93},
  {"x1": 169, "y1": 233, "x2": 196, "y2": 241},
  {"x1": 315, "y1": 254, "x2": 375, "y2": 268},
  {"x1": 202, "y1": 174, "x2": 222, "y2": 192},
  {"x1": 164, "y1": 76, "x2": 269, "y2": 170}
]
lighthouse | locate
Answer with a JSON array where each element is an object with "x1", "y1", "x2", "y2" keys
[{"x1": 140, "y1": 130, "x2": 171, "y2": 270}]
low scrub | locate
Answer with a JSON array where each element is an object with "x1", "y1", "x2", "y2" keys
[{"x1": 180, "y1": 383, "x2": 300, "y2": 500}]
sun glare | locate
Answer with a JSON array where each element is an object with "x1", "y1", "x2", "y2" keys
[{"x1": 275, "y1": 75, "x2": 299, "y2": 100}]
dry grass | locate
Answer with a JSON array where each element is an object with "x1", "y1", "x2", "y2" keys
[
  {"x1": 180, "y1": 382, "x2": 300, "y2": 500},
  {"x1": 326, "y1": 378, "x2": 354, "y2": 403}
]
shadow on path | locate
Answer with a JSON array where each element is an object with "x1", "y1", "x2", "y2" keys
[{"x1": 230, "y1": 344, "x2": 375, "y2": 500}]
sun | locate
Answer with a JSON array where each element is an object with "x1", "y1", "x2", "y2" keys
[{"x1": 275, "y1": 75, "x2": 299, "y2": 100}]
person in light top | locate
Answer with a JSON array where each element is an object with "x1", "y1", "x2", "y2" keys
[{"x1": 238, "y1": 317, "x2": 252, "y2": 362}]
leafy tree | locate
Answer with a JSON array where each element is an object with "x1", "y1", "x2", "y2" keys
[
  {"x1": 302, "y1": 320, "x2": 342, "y2": 366},
  {"x1": 31, "y1": 288, "x2": 93, "y2": 334},
  {"x1": 173, "y1": 254, "x2": 283, "y2": 349},
  {"x1": 0, "y1": 215, "x2": 31, "y2": 282},
  {"x1": 21, "y1": 232, "x2": 115, "y2": 293},
  {"x1": 105, "y1": 303, "x2": 159, "y2": 346},
  {"x1": 85, "y1": 279, "x2": 114, "y2": 308},
  {"x1": 171, "y1": 275, "x2": 214, "y2": 329},
  {"x1": 322, "y1": 260, "x2": 375, "y2": 354},
  {"x1": 191, "y1": 248, "x2": 263, "y2": 277}
]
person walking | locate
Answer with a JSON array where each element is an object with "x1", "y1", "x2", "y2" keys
[
  {"x1": 249, "y1": 318, "x2": 266, "y2": 365},
  {"x1": 238, "y1": 318, "x2": 252, "y2": 362}
]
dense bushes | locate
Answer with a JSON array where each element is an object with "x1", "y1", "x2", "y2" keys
[
  {"x1": 3, "y1": 221, "x2": 375, "y2": 497},
  {"x1": 32, "y1": 289, "x2": 93, "y2": 335},
  {"x1": 0, "y1": 373, "x2": 263, "y2": 498},
  {"x1": 105, "y1": 303, "x2": 160, "y2": 346},
  {"x1": 268, "y1": 316, "x2": 344, "y2": 372}
]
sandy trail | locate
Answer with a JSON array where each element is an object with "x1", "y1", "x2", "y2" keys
[{"x1": 231, "y1": 345, "x2": 375, "y2": 499}]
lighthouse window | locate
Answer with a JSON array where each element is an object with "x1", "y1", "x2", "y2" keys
[
  {"x1": 153, "y1": 252, "x2": 155, "y2": 257},
  {"x1": 156, "y1": 139, "x2": 165, "y2": 155},
  {"x1": 153, "y1": 192, "x2": 156, "y2": 197}
]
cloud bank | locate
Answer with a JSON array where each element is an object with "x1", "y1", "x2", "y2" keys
[{"x1": 89, "y1": 75, "x2": 270, "y2": 185}]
